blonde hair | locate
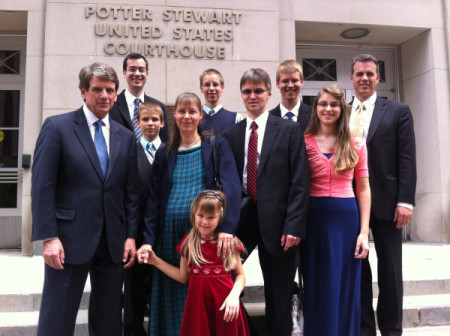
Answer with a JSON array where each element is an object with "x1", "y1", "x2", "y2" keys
[
  {"x1": 305, "y1": 85, "x2": 359, "y2": 173},
  {"x1": 276, "y1": 60, "x2": 304, "y2": 82},
  {"x1": 181, "y1": 190, "x2": 245, "y2": 271}
]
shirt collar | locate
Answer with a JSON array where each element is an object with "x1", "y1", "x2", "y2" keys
[
  {"x1": 124, "y1": 89, "x2": 145, "y2": 107},
  {"x1": 203, "y1": 104, "x2": 223, "y2": 115},
  {"x1": 140, "y1": 136, "x2": 161, "y2": 149},
  {"x1": 353, "y1": 92, "x2": 377, "y2": 109},
  {"x1": 247, "y1": 110, "x2": 269, "y2": 130},
  {"x1": 280, "y1": 101, "x2": 300, "y2": 117},
  {"x1": 83, "y1": 105, "x2": 110, "y2": 129}
]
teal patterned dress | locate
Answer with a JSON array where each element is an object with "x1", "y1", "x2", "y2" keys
[{"x1": 148, "y1": 146, "x2": 206, "y2": 335}]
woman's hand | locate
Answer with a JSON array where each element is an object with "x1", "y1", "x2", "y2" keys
[
  {"x1": 219, "y1": 292, "x2": 240, "y2": 322},
  {"x1": 217, "y1": 232, "x2": 234, "y2": 258},
  {"x1": 354, "y1": 233, "x2": 369, "y2": 259},
  {"x1": 136, "y1": 244, "x2": 153, "y2": 264}
]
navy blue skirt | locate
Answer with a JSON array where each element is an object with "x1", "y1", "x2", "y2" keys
[{"x1": 303, "y1": 197, "x2": 361, "y2": 336}]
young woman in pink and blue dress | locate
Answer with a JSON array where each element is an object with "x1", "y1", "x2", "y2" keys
[{"x1": 303, "y1": 84, "x2": 371, "y2": 336}]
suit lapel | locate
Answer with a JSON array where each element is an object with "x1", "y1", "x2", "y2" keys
[
  {"x1": 367, "y1": 97, "x2": 386, "y2": 144},
  {"x1": 107, "y1": 119, "x2": 122, "y2": 181},
  {"x1": 235, "y1": 121, "x2": 247, "y2": 179},
  {"x1": 72, "y1": 108, "x2": 105, "y2": 181},
  {"x1": 201, "y1": 139, "x2": 213, "y2": 174},
  {"x1": 258, "y1": 115, "x2": 279, "y2": 176},
  {"x1": 117, "y1": 91, "x2": 133, "y2": 129}
]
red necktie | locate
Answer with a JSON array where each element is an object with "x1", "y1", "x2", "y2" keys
[{"x1": 247, "y1": 121, "x2": 258, "y2": 202}]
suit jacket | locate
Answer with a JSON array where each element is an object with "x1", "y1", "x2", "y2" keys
[
  {"x1": 222, "y1": 114, "x2": 310, "y2": 256},
  {"x1": 143, "y1": 136, "x2": 242, "y2": 246},
  {"x1": 365, "y1": 97, "x2": 416, "y2": 221},
  {"x1": 110, "y1": 90, "x2": 170, "y2": 143},
  {"x1": 135, "y1": 142, "x2": 165, "y2": 246},
  {"x1": 269, "y1": 102, "x2": 312, "y2": 132},
  {"x1": 31, "y1": 108, "x2": 140, "y2": 264}
]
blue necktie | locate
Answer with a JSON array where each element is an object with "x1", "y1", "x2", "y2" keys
[
  {"x1": 94, "y1": 120, "x2": 108, "y2": 176},
  {"x1": 285, "y1": 111, "x2": 295, "y2": 121},
  {"x1": 147, "y1": 142, "x2": 156, "y2": 162},
  {"x1": 132, "y1": 98, "x2": 142, "y2": 142}
]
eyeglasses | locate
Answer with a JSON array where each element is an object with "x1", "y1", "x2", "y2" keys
[
  {"x1": 127, "y1": 67, "x2": 147, "y2": 74},
  {"x1": 317, "y1": 102, "x2": 340, "y2": 109},
  {"x1": 241, "y1": 88, "x2": 268, "y2": 96}
]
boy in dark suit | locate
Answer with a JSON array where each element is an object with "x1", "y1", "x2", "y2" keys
[
  {"x1": 200, "y1": 68, "x2": 242, "y2": 134},
  {"x1": 222, "y1": 68, "x2": 309, "y2": 336},
  {"x1": 269, "y1": 60, "x2": 312, "y2": 132},
  {"x1": 123, "y1": 101, "x2": 165, "y2": 336}
]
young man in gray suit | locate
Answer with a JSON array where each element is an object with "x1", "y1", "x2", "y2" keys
[{"x1": 31, "y1": 63, "x2": 139, "y2": 336}]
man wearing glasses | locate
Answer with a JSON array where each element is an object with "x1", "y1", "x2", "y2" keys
[
  {"x1": 110, "y1": 53, "x2": 169, "y2": 143},
  {"x1": 222, "y1": 68, "x2": 309, "y2": 336},
  {"x1": 110, "y1": 53, "x2": 168, "y2": 335}
]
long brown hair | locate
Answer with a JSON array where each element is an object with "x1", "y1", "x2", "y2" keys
[
  {"x1": 305, "y1": 85, "x2": 359, "y2": 173},
  {"x1": 168, "y1": 92, "x2": 204, "y2": 153},
  {"x1": 181, "y1": 190, "x2": 245, "y2": 271}
]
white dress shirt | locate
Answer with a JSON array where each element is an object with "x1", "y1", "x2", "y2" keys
[
  {"x1": 280, "y1": 101, "x2": 301, "y2": 122},
  {"x1": 242, "y1": 110, "x2": 269, "y2": 193},
  {"x1": 124, "y1": 89, "x2": 145, "y2": 121},
  {"x1": 83, "y1": 105, "x2": 110, "y2": 155},
  {"x1": 202, "y1": 104, "x2": 242, "y2": 123}
]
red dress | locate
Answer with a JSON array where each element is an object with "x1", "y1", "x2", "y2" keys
[{"x1": 176, "y1": 235, "x2": 250, "y2": 336}]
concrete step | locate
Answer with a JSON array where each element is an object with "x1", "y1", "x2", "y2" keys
[{"x1": 245, "y1": 297, "x2": 450, "y2": 336}]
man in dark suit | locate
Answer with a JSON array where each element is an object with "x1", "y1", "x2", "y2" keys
[
  {"x1": 349, "y1": 54, "x2": 417, "y2": 336},
  {"x1": 269, "y1": 60, "x2": 312, "y2": 132},
  {"x1": 222, "y1": 68, "x2": 309, "y2": 336},
  {"x1": 110, "y1": 53, "x2": 169, "y2": 143},
  {"x1": 200, "y1": 68, "x2": 242, "y2": 134},
  {"x1": 31, "y1": 62, "x2": 139, "y2": 335},
  {"x1": 123, "y1": 101, "x2": 165, "y2": 335}
]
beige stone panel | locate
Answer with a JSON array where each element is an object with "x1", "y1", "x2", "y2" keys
[
  {"x1": 411, "y1": 193, "x2": 447, "y2": 243},
  {"x1": 279, "y1": 19, "x2": 296, "y2": 60},
  {"x1": 231, "y1": 10, "x2": 279, "y2": 62},
  {"x1": 45, "y1": 3, "x2": 95, "y2": 55},
  {"x1": 401, "y1": 29, "x2": 449, "y2": 81},
  {"x1": 139, "y1": 58, "x2": 167, "y2": 105},
  {"x1": 48, "y1": 0, "x2": 166, "y2": 5},
  {"x1": 42, "y1": 55, "x2": 125, "y2": 111},
  {"x1": 21, "y1": 195, "x2": 33, "y2": 256},
  {"x1": 288, "y1": 0, "x2": 444, "y2": 28},
  {"x1": 23, "y1": 55, "x2": 44, "y2": 163},
  {"x1": 26, "y1": 9, "x2": 45, "y2": 57},
  {"x1": 401, "y1": 31, "x2": 433, "y2": 80},
  {"x1": 165, "y1": 0, "x2": 277, "y2": 11},
  {"x1": 403, "y1": 70, "x2": 440, "y2": 194},
  {"x1": 0, "y1": 0, "x2": 44, "y2": 11}
]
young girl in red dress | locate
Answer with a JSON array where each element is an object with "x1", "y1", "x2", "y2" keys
[{"x1": 140, "y1": 190, "x2": 250, "y2": 336}]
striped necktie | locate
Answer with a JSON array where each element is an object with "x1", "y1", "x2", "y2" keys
[
  {"x1": 247, "y1": 121, "x2": 258, "y2": 202},
  {"x1": 132, "y1": 98, "x2": 142, "y2": 142},
  {"x1": 351, "y1": 103, "x2": 365, "y2": 138}
]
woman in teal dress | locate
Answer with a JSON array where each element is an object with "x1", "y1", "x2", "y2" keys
[{"x1": 137, "y1": 92, "x2": 241, "y2": 335}]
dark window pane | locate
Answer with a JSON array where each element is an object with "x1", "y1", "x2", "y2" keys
[
  {"x1": 0, "y1": 182, "x2": 17, "y2": 208},
  {"x1": 303, "y1": 59, "x2": 337, "y2": 81},
  {"x1": 303, "y1": 96, "x2": 316, "y2": 106},
  {"x1": 0, "y1": 51, "x2": 20, "y2": 74},
  {"x1": 0, "y1": 90, "x2": 20, "y2": 127},
  {"x1": 378, "y1": 61, "x2": 386, "y2": 83},
  {"x1": 0, "y1": 130, "x2": 19, "y2": 167}
]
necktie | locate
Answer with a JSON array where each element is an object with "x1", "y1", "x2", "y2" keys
[
  {"x1": 285, "y1": 111, "x2": 295, "y2": 121},
  {"x1": 351, "y1": 103, "x2": 365, "y2": 138},
  {"x1": 209, "y1": 109, "x2": 216, "y2": 116},
  {"x1": 247, "y1": 121, "x2": 258, "y2": 202},
  {"x1": 132, "y1": 98, "x2": 142, "y2": 142},
  {"x1": 94, "y1": 120, "x2": 108, "y2": 176},
  {"x1": 147, "y1": 142, "x2": 156, "y2": 163}
]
